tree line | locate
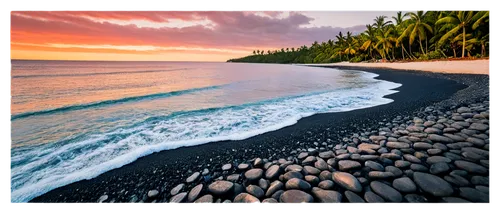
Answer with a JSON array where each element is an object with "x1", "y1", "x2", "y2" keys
[{"x1": 227, "y1": 11, "x2": 489, "y2": 64}]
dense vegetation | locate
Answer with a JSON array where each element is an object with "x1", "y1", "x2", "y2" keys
[{"x1": 227, "y1": 11, "x2": 489, "y2": 64}]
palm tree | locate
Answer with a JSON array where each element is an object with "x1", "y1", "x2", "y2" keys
[
  {"x1": 334, "y1": 32, "x2": 346, "y2": 61},
  {"x1": 435, "y1": 11, "x2": 489, "y2": 58},
  {"x1": 373, "y1": 16, "x2": 393, "y2": 30},
  {"x1": 343, "y1": 31, "x2": 357, "y2": 60},
  {"x1": 376, "y1": 28, "x2": 396, "y2": 60},
  {"x1": 252, "y1": 50, "x2": 256, "y2": 55},
  {"x1": 360, "y1": 25, "x2": 377, "y2": 60},
  {"x1": 400, "y1": 11, "x2": 433, "y2": 55}
]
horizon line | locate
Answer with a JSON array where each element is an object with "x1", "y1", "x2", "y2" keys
[{"x1": 10, "y1": 58, "x2": 227, "y2": 63}]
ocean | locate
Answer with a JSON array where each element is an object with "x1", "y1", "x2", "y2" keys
[{"x1": 11, "y1": 60, "x2": 401, "y2": 202}]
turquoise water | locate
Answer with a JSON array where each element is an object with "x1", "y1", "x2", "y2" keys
[{"x1": 11, "y1": 60, "x2": 401, "y2": 202}]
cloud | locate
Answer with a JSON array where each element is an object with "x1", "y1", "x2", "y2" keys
[{"x1": 11, "y1": 11, "x2": 367, "y2": 59}]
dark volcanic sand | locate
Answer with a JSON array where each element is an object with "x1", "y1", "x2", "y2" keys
[{"x1": 30, "y1": 66, "x2": 487, "y2": 202}]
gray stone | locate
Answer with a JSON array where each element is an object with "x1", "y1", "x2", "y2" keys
[
  {"x1": 395, "y1": 160, "x2": 411, "y2": 168},
  {"x1": 304, "y1": 175, "x2": 319, "y2": 186},
  {"x1": 459, "y1": 187, "x2": 489, "y2": 202},
  {"x1": 404, "y1": 194, "x2": 428, "y2": 203},
  {"x1": 365, "y1": 160, "x2": 384, "y2": 171},
  {"x1": 469, "y1": 123, "x2": 488, "y2": 131},
  {"x1": 385, "y1": 166, "x2": 403, "y2": 177},
  {"x1": 471, "y1": 176, "x2": 489, "y2": 186},
  {"x1": 338, "y1": 160, "x2": 362, "y2": 171},
  {"x1": 237, "y1": 163, "x2": 250, "y2": 171},
  {"x1": 345, "y1": 191, "x2": 365, "y2": 203},
  {"x1": 364, "y1": 191, "x2": 385, "y2": 203},
  {"x1": 413, "y1": 172, "x2": 453, "y2": 197},
  {"x1": 428, "y1": 134, "x2": 454, "y2": 143},
  {"x1": 258, "y1": 178, "x2": 270, "y2": 190},
  {"x1": 97, "y1": 195, "x2": 108, "y2": 203},
  {"x1": 280, "y1": 190, "x2": 314, "y2": 203},
  {"x1": 410, "y1": 164, "x2": 428, "y2": 172},
  {"x1": 222, "y1": 163, "x2": 232, "y2": 171},
  {"x1": 413, "y1": 142, "x2": 433, "y2": 150},
  {"x1": 392, "y1": 177, "x2": 417, "y2": 193},
  {"x1": 454, "y1": 160, "x2": 488, "y2": 174},
  {"x1": 318, "y1": 180, "x2": 335, "y2": 190},
  {"x1": 302, "y1": 156, "x2": 317, "y2": 165},
  {"x1": 194, "y1": 194, "x2": 213, "y2": 203},
  {"x1": 170, "y1": 183, "x2": 184, "y2": 196},
  {"x1": 370, "y1": 181, "x2": 403, "y2": 202},
  {"x1": 283, "y1": 171, "x2": 303, "y2": 181},
  {"x1": 169, "y1": 192, "x2": 187, "y2": 203},
  {"x1": 245, "y1": 168, "x2": 264, "y2": 181},
  {"x1": 246, "y1": 185, "x2": 265, "y2": 198},
  {"x1": 319, "y1": 170, "x2": 332, "y2": 181},
  {"x1": 303, "y1": 166, "x2": 321, "y2": 175},
  {"x1": 331, "y1": 172, "x2": 363, "y2": 193},
  {"x1": 444, "y1": 174, "x2": 470, "y2": 187},
  {"x1": 430, "y1": 162, "x2": 450, "y2": 174},
  {"x1": 311, "y1": 187, "x2": 342, "y2": 203},
  {"x1": 403, "y1": 154, "x2": 421, "y2": 163},
  {"x1": 208, "y1": 180, "x2": 234, "y2": 195},
  {"x1": 386, "y1": 142, "x2": 410, "y2": 149},
  {"x1": 265, "y1": 180, "x2": 284, "y2": 197},
  {"x1": 314, "y1": 158, "x2": 329, "y2": 170},
  {"x1": 319, "y1": 151, "x2": 335, "y2": 159},
  {"x1": 426, "y1": 156, "x2": 452, "y2": 165},
  {"x1": 368, "y1": 171, "x2": 395, "y2": 179},
  {"x1": 233, "y1": 193, "x2": 260, "y2": 203},
  {"x1": 265, "y1": 165, "x2": 280, "y2": 180},
  {"x1": 358, "y1": 143, "x2": 381, "y2": 150},
  {"x1": 253, "y1": 158, "x2": 263, "y2": 167},
  {"x1": 187, "y1": 184, "x2": 203, "y2": 202},
  {"x1": 285, "y1": 178, "x2": 311, "y2": 191},
  {"x1": 262, "y1": 198, "x2": 278, "y2": 203},
  {"x1": 186, "y1": 172, "x2": 200, "y2": 183},
  {"x1": 285, "y1": 164, "x2": 303, "y2": 172},
  {"x1": 226, "y1": 174, "x2": 240, "y2": 182}
]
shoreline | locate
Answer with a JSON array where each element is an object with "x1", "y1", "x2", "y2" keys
[
  {"x1": 306, "y1": 59, "x2": 489, "y2": 75},
  {"x1": 30, "y1": 66, "x2": 488, "y2": 202}
]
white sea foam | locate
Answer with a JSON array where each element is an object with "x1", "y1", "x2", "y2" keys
[{"x1": 11, "y1": 71, "x2": 401, "y2": 202}]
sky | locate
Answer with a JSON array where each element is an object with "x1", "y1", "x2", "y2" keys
[{"x1": 11, "y1": 11, "x2": 399, "y2": 61}]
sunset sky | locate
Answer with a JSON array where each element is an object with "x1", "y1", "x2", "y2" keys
[{"x1": 11, "y1": 11, "x2": 398, "y2": 61}]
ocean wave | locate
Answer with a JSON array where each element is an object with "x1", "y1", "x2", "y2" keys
[
  {"x1": 11, "y1": 84, "x2": 225, "y2": 121},
  {"x1": 11, "y1": 74, "x2": 401, "y2": 202}
]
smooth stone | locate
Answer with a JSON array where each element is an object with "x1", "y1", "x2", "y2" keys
[
  {"x1": 385, "y1": 166, "x2": 403, "y2": 177},
  {"x1": 262, "y1": 198, "x2": 278, "y2": 203},
  {"x1": 404, "y1": 194, "x2": 428, "y2": 203},
  {"x1": 237, "y1": 163, "x2": 250, "y2": 170},
  {"x1": 424, "y1": 127, "x2": 441, "y2": 134},
  {"x1": 253, "y1": 158, "x2": 263, "y2": 167},
  {"x1": 258, "y1": 178, "x2": 270, "y2": 190},
  {"x1": 459, "y1": 187, "x2": 489, "y2": 202},
  {"x1": 331, "y1": 172, "x2": 362, "y2": 193},
  {"x1": 297, "y1": 152, "x2": 309, "y2": 159},
  {"x1": 338, "y1": 160, "x2": 362, "y2": 171},
  {"x1": 426, "y1": 156, "x2": 452, "y2": 165},
  {"x1": 280, "y1": 190, "x2": 314, "y2": 203},
  {"x1": 246, "y1": 185, "x2": 265, "y2": 198},
  {"x1": 265, "y1": 165, "x2": 280, "y2": 180},
  {"x1": 454, "y1": 160, "x2": 488, "y2": 174},
  {"x1": 319, "y1": 170, "x2": 332, "y2": 181},
  {"x1": 265, "y1": 181, "x2": 284, "y2": 197},
  {"x1": 430, "y1": 162, "x2": 450, "y2": 174},
  {"x1": 386, "y1": 142, "x2": 410, "y2": 149},
  {"x1": 403, "y1": 154, "x2": 422, "y2": 163},
  {"x1": 428, "y1": 134, "x2": 454, "y2": 143},
  {"x1": 283, "y1": 171, "x2": 304, "y2": 181},
  {"x1": 370, "y1": 181, "x2": 403, "y2": 202},
  {"x1": 469, "y1": 123, "x2": 488, "y2": 131},
  {"x1": 186, "y1": 172, "x2": 201, "y2": 183},
  {"x1": 471, "y1": 176, "x2": 489, "y2": 186},
  {"x1": 187, "y1": 184, "x2": 203, "y2": 202},
  {"x1": 311, "y1": 187, "x2": 342, "y2": 203},
  {"x1": 444, "y1": 174, "x2": 470, "y2": 187},
  {"x1": 193, "y1": 194, "x2": 213, "y2": 203},
  {"x1": 392, "y1": 177, "x2": 417, "y2": 193},
  {"x1": 169, "y1": 192, "x2": 187, "y2": 203},
  {"x1": 467, "y1": 137, "x2": 485, "y2": 147},
  {"x1": 345, "y1": 191, "x2": 365, "y2": 202},
  {"x1": 318, "y1": 180, "x2": 335, "y2": 190},
  {"x1": 413, "y1": 142, "x2": 433, "y2": 150},
  {"x1": 208, "y1": 180, "x2": 234, "y2": 195},
  {"x1": 319, "y1": 151, "x2": 335, "y2": 159},
  {"x1": 233, "y1": 193, "x2": 260, "y2": 203},
  {"x1": 441, "y1": 197, "x2": 471, "y2": 203},
  {"x1": 222, "y1": 163, "x2": 232, "y2": 171},
  {"x1": 304, "y1": 175, "x2": 319, "y2": 185},
  {"x1": 365, "y1": 160, "x2": 384, "y2": 171},
  {"x1": 170, "y1": 183, "x2": 185, "y2": 196},
  {"x1": 285, "y1": 178, "x2": 311, "y2": 191},
  {"x1": 358, "y1": 143, "x2": 381, "y2": 150},
  {"x1": 413, "y1": 172, "x2": 453, "y2": 197},
  {"x1": 364, "y1": 191, "x2": 385, "y2": 203},
  {"x1": 245, "y1": 168, "x2": 264, "y2": 181},
  {"x1": 395, "y1": 160, "x2": 411, "y2": 168},
  {"x1": 226, "y1": 174, "x2": 240, "y2": 182},
  {"x1": 410, "y1": 164, "x2": 428, "y2": 172},
  {"x1": 368, "y1": 171, "x2": 395, "y2": 179},
  {"x1": 97, "y1": 195, "x2": 108, "y2": 203},
  {"x1": 285, "y1": 164, "x2": 303, "y2": 172},
  {"x1": 302, "y1": 156, "x2": 317, "y2": 165},
  {"x1": 303, "y1": 166, "x2": 321, "y2": 175},
  {"x1": 475, "y1": 185, "x2": 489, "y2": 194},
  {"x1": 427, "y1": 149, "x2": 443, "y2": 155},
  {"x1": 315, "y1": 158, "x2": 329, "y2": 170},
  {"x1": 271, "y1": 190, "x2": 284, "y2": 201},
  {"x1": 359, "y1": 155, "x2": 379, "y2": 161},
  {"x1": 380, "y1": 153, "x2": 401, "y2": 160}
]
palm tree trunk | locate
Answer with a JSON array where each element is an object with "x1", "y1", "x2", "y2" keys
[
  {"x1": 401, "y1": 45, "x2": 405, "y2": 60},
  {"x1": 462, "y1": 26, "x2": 466, "y2": 58},
  {"x1": 425, "y1": 38, "x2": 428, "y2": 54},
  {"x1": 419, "y1": 38, "x2": 425, "y2": 55},
  {"x1": 453, "y1": 49, "x2": 456, "y2": 58},
  {"x1": 482, "y1": 44, "x2": 485, "y2": 57}
]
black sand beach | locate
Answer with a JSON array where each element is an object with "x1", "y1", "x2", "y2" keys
[{"x1": 31, "y1": 66, "x2": 489, "y2": 202}]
